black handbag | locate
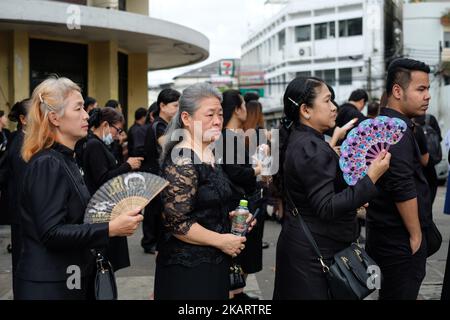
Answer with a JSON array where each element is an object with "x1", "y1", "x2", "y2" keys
[
  {"x1": 286, "y1": 190, "x2": 381, "y2": 300},
  {"x1": 94, "y1": 251, "x2": 118, "y2": 300},
  {"x1": 426, "y1": 221, "x2": 442, "y2": 257},
  {"x1": 229, "y1": 261, "x2": 246, "y2": 290}
]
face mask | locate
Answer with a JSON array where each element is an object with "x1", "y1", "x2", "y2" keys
[{"x1": 102, "y1": 128, "x2": 114, "y2": 146}]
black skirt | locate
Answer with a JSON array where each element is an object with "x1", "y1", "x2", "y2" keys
[
  {"x1": 154, "y1": 259, "x2": 230, "y2": 300},
  {"x1": 234, "y1": 209, "x2": 265, "y2": 274},
  {"x1": 273, "y1": 222, "x2": 348, "y2": 300}
]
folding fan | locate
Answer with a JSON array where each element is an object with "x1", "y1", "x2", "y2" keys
[
  {"x1": 84, "y1": 172, "x2": 169, "y2": 224},
  {"x1": 339, "y1": 116, "x2": 407, "y2": 186}
]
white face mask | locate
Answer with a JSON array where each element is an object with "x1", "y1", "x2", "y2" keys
[{"x1": 102, "y1": 128, "x2": 114, "y2": 146}]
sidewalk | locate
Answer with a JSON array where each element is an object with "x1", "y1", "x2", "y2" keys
[{"x1": 1, "y1": 186, "x2": 449, "y2": 300}]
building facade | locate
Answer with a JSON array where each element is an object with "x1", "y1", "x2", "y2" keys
[
  {"x1": 0, "y1": 0, "x2": 209, "y2": 127},
  {"x1": 404, "y1": 1, "x2": 450, "y2": 143},
  {"x1": 241, "y1": 0, "x2": 402, "y2": 125}
]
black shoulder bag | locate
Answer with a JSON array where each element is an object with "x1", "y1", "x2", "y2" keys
[
  {"x1": 49, "y1": 149, "x2": 117, "y2": 300},
  {"x1": 285, "y1": 189, "x2": 381, "y2": 300}
]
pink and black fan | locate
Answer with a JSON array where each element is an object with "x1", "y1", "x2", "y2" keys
[{"x1": 339, "y1": 116, "x2": 407, "y2": 185}]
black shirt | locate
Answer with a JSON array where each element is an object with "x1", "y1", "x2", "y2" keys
[
  {"x1": 6, "y1": 131, "x2": 26, "y2": 224},
  {"x1": 79, "y1": 133, "x2": 132, "y2": 195},
  {"x1": 158, "y1": 148, "x2": 233, "y2": 267},
  {"x1": 336, "y1": 103, "x2": 367, "y2": 128},
  {"x1": 128, "y1": 122, "x2": 149, "y2": 157},
  {"x1": 18, "y1": 143, "x2": 109, "y2": 281},
  {"x1": 142, "y1": 117, "x2": 168, "y2": 174},
  {"x1": 367, "y1": 108, "x2": 432, "y2": 229},
  {"x1": 219, "y1": 128, "x2": 257, "y2": 197},
  {"x1": 283, "y1": 123, "x2": 378, "y2": 243}
]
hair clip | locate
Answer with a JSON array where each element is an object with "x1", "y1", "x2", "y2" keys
[
  {"x1": 38, "y1": 93, "x2": 44, "y2": 103},
  {"x1": 288, "y1": 97, "x2": 299, "y2": 107}
]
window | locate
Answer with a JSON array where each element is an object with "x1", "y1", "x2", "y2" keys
[
  {"x1": 315, "y1": 23, "x2": 328, "y2": 40},
  {"x1": 348, "y1": 18, "x2": 363, "y2": 36},
  {"x1": 339, "y1": 68, "x2": 352, "y2": 85},
  {"x1": 445, "y1": 32, "x2": 450, "y2": 48},
  {"x1": 339, "y1": 18, "x2": 363, "y2": 37},
  {"x1": 296, "y1": 71, "x2": 312, "y2": 78},
  {"x1": 324, "y1": 69, "x2": 336, "y2": 86},
  {"x1": 314, "y1": 69, "x2": 335, "y2": 85},
  {"x1": 278, "y1": 30, "x2": 286, "y2": 50},
  {"x1": 295, "y1": 25, "x2": 311, "y2": 42},
  {"x1": 329, "y1": 21, "x2": 335, "y2": 38}
]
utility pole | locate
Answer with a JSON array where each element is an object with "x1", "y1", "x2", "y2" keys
[{"x1": 367, "y1": 57, "x2": 372, "y2": 100}]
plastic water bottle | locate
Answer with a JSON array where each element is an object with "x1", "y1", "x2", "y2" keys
[{"x1": 231, "y1": 200, "x2": 250, "y2": 236}]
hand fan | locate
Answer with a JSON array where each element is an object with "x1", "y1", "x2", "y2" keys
[
  {"x1": 84, "y1": 172, "x2": 169, "y2": 224},
  {"x1": 339, "y1": 116, "x2": 407, "y2": 186}
]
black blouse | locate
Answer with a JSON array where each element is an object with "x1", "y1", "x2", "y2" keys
[
  {"x1": 80, "y1": 133, "x2": 131, "y2": 195},
  {"x1": 283, "y1": 124, "x2": 378, "y2": 243},
  {"x1": 18, "y1": 143, "x2": 109, "y2": 282},
  {"x1": 219, "y1": 129, "x2": 257, "y2": 196},
  {"x1": 158, "y1": 148, "x2": 233, "y2": 267}
]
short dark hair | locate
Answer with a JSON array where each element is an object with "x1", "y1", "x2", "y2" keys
[
  {"x1": 8, "y1": 98, "x2": 30, "y2": 129},
  {"x1": 244, "y1": 92, "x2": 260, "y2": 104},
  {"x1": 386, "y1": 58, "x2": 430, "y2": 97},
  {"x1": 157, "y1": 89, "x2": 180, "y2": 109},
  {"x1": 348, "y1": 89, "x2": 369, "y2": 103},
  {"x1": 105, "y1": 99, "x2": 120, "y2": 109},
  {"x1": 88, "y1": 107, "x2": 124, "y2": 129},
  {"x1": 135, "y1": 107, "x2": 147, "y2": 121},
  {"x1": 84, "y1": 96, "x2": 96, "y2": 110},
  {"x1": 367, "y1": 101, "x2": 380, "y2": 118}
]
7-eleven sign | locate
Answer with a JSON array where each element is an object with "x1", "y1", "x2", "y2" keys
[{"x1": 219, "y1": 60, "x2": 235, "y2": 77}]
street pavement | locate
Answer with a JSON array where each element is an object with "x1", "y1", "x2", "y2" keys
[{"x1": 1, "y1": 186, "x2": 449, "y2": 300}]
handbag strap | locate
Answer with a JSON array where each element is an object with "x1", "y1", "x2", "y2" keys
[{"x1": 285, "y1": 188, "x2": 330, "y2": 272}]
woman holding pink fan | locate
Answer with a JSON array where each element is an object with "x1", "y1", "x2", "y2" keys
[{"x1": 273, "y1": 76, "x2": 391, "y2": 300}]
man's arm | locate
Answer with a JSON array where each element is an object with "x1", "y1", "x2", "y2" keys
[{"x1": 396, "y1": 198, "x2": 422, "y2": 254}]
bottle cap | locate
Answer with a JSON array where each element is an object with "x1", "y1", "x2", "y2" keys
[{"x1": 239, "y1": 199, "x2": 248, "y2": 207}]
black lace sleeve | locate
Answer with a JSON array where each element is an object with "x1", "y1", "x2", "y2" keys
[{"x1": 161, "y1": 156, "x2": 198, "y2": 235}]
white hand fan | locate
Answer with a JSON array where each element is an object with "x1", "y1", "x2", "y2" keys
[{"x1": 84, "y1": 172, "x2": 169, "y2": 224}]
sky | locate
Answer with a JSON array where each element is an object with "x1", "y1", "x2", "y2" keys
[{"x1": 148, "y1": 0, "x2": 285, "y2": 86}]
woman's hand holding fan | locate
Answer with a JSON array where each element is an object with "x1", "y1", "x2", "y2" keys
[
  {"x1": 84, "y1": 172, "x2": 169, "y2": 225},
  {"x1": 108, "y1": 207, "x2": 144, "y2": 237},
  {"x1": 339, "y1": 116, "x2": 406, "y2": 185}
]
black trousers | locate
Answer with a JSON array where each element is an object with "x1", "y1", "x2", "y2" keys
[
  {"x1": 11, "y1": 223, "x2": 22, "y2": 297},
  {"x1": 366, "y1": 226, "x2": 427, "y2": 300},
  {"x1": 141, "y1": 196, "x2": 162, "y2": 250},
  {"x1": 442, "y1": 240, "x2": 450, "y2": 300}
]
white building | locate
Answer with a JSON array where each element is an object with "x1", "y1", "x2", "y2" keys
[
  {"x1": 403, "y1": 1, "x2": 450, "y2": 142},
  {"x1": 241, "y1": 0, "x2": 402, "y2": 123}
]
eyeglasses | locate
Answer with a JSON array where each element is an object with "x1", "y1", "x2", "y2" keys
[{"x1": 110, "y1": 124, "x2": 123, "y2": 134}]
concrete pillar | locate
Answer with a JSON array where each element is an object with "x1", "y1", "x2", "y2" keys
[
  {"x1": 0, "y1": 30, "x2": 29, "y2": 114},
  {"x1": 88, "y1": 40, "x2": 118, "y2": 106},
  {"x1": 127, "y1": 0, "x2": 149, "y2": 16},
  {"x1": 127, "y1": 53, "x2": 148, "y2": 127}
]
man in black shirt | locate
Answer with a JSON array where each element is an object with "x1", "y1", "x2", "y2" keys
[
  {"x1": 366, "y1": 58, "x2": 432, "y2": 300},
  {"x1": 128, "y1": 108, "x2": 148, "y2": 157},
  {"x1": 335, "y1": 89, "x2": 368, "y2": 128}
]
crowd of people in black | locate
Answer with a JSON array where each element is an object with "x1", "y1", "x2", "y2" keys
[{"x1": 1, "y1": 57, "x2": 450, "y2": 300}]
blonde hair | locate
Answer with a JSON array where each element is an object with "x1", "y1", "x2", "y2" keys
[{"x1": 22, "y1": 77, "x2": 81, "y2": 162}]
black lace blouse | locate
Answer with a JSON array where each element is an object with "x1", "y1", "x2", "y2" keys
[{"x1": 157, "y1": 148, "x2": 233, "y2": 267}]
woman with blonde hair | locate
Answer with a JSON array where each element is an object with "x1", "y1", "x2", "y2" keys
[{"x1": 16, "y1": 77, "x2": 143, "y2": 300}]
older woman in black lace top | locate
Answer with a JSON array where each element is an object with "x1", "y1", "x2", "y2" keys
[{"x1": 154, "y1": 83, "x2": 251, "y2": 300}]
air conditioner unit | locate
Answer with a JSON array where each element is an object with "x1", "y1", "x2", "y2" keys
[
  {"x1": 91, "y1": 0, "x2": 119, "y2": 10},
  {"x1": 299, "y1": 47, "x2": 311, "y2": 57}
]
